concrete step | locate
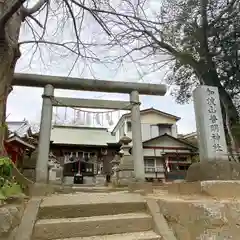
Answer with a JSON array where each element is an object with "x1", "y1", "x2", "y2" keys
[
  {"x1": 55, "y1": 231, "x2": 162, "y2": 240},
  {"x1": 32, "y1": 213, "x2": 153, "y2": 240},
  {"x1": 38, "y1": 193, "x2": 146, "y2": 219},
  {"x1": 38, "y1": 201, "x2": 146, "y2": 219}
]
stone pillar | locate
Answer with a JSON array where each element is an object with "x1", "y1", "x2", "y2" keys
[
  {"x1": 117, "y1": 135, "x2": 135, "y2": 186},
  {"x1": 193, "y1": 86, "x2": 227, "y2": 161},
  {"x1": 186, "y1": 86, "x2": 240, "y2": 181},
  {"x1": 130, "y1": 91, "x2": 145, "y2": 181},
  {"x1": 36, "y1": 84, "x2": 54, "y2": 183}
]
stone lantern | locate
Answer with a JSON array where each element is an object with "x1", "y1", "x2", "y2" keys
[
  {"x1": 119, "y1": 135, "x2": 132, "y2": 153},
  {"x1": 117, "y1": 135, "x2": 135, "y2": 186}
]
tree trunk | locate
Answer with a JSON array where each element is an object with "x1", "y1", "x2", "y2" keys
[
  {"x1": 0, "y1": 2, "x2": 22, "y2": 156},
  {"x1": 0, "y1": 45, "x2": 17, "y2": 155},
  {"x1": 200, "y1": 62, "x2": 239, "y2": 125}
]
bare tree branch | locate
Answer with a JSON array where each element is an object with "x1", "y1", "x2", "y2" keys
[
  {"x1": 69, "y1": 0, "x2": 112, "y2": 36},
  {"x1": 21, "y1": 0, "x2": 48, "y2": 17},
  {"x1": 18, "y1": 40, "x2": 100, "y2": 61},
  {"x1": 69, "y1": 0, "x2": 168, "y2": 26},
  {"x1": 27, "y1": 14, "x2": 43, "y2": 28},
  {"x1": 62, "y1": 0, "x2": 81, "y2": 53}
]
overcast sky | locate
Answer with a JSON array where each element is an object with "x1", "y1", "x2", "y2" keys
[
  {"x1": 6, "y1": 1, "x2": 196, "y2": 134},
  {"x1": 7, "y1": 59, "x2": 196, "y2": 134}
]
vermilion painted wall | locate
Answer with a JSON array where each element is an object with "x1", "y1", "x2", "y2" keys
[{"x1": 4, "y1": 142, "x2": 24, "y2": 164}]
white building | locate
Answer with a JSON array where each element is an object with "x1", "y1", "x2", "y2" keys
[
  {"x1": 112, "y1": 108, "x2": 179, "y2": 142},
  {"x1": 112, "y1": 108, "x2": 198, "y2": 181}
]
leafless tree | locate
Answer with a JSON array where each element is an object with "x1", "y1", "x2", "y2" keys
[{"x1": 0, "y1": 0, "x2": 114, "y2": 153}]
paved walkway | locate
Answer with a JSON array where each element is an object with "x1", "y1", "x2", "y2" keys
[
  {"x1": 41, "y1": 191, "x2": 145, "y2": 207},
  {"x1": 148, "y1": 189, "x2": 240, "y2": 203}
]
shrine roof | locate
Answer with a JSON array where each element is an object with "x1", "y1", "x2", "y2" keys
[
  {"x1": 123, "y1": 108, "x2": 180, "y2": 120},
  {"x1": 7, "y1": 120, "x2": 32, "y2": 138},
  {"x1": 51, "y1": 125, "x2": 116, "y2": 146},
  {"x1": 5, "y1": 136, "x2": 35, "y2": 149},
  {"x1": 181, "y1": 132, "x2": 197, "y2": 139},
  {"x1": 143, "y1": 133, "x2": 198, "y2": 150}
]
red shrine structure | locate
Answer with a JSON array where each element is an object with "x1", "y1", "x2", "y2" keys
[{"x1": 5, "y1": 121, "x2": 36, "y2": 166}]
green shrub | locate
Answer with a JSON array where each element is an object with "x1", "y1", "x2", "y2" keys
[{"x1": 0, "y1": 157, "x2": 23, "y2": 200}]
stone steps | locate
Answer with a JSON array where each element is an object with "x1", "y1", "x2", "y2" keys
[
  {"x1": 38, "y1": 201, "x2": 146, "y2": 219},
  {"x1": 32, "y1": 192, "x2": 162, "y2": 240},
  {"x1": 55, "y1": 231, "x2": 161, "y2": 240},
  {"x1": 32, "y1": 213, "x2": 153, "y2": 240},
  {"x1": 38, "y1": 192, "x2": 146, "y2": 219}
]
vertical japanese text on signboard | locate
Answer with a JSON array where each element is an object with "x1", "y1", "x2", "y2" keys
[{"x1": 206, "y1": 88, "x2": 223, "y2": 152}]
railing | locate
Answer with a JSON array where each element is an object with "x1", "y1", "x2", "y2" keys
[
  {"x1": 144, "y1": 167, "x2": 164, "y2": 173},
  {"x1": 62, "y1": 156, "x2": 97, "y2": 164}
]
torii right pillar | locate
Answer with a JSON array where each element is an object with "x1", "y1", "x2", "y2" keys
[{"x1": 130, "y1": 90, "x2": 145, "y2": 181}]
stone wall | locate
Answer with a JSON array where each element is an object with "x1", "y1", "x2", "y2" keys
[
  {"x1": 21, "y1": 149, "x2": 38, "y2": 182},
  {"x1": 158, "y1": 199, "x2": 240, "y2": 239},
  {"x1": 0, "y1": 203, "x2": 25, "y2": 240},
  {"x1": 155, "y1": 181, "x2": 240, "y2": 240}
]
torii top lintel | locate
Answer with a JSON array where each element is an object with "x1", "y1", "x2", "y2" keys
[{"x1": 13, "y1": 73, "x2": 167, "y2": 96}]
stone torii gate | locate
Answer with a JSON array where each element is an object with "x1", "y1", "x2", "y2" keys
[{"x1": 13, "y1": 73, "x2": 167, "y2": 183}]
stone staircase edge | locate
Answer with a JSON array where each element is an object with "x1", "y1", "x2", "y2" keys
[
  {"x1": 33, "y1": 212, "x2": 153, "y2": 239},
  {"x1": 146, "y1": 199, "x2": 177, "y2": 240},
  {"x1": 53, "y1": 231, "x2": 161, "y2": 240},
  {"x1": 35, "y1": 212, "x2": 152, "y2": 224},
  {"x1": 12, "y1": 197, "x2": 42, "y2": 240}
]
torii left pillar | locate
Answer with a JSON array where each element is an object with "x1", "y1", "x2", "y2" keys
[
  {"x1": 130, "y1": 91, "x2": 145, "y2": 181},
  {"x1": 36, "y1": 84, "x2": 54, "y2": 183}
]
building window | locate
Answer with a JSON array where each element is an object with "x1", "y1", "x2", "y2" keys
[
  {"x1": 84, "y1": 152, "x2": 90, "y2": 161},
  {"x1": 158, "y1": 125, "x2": 172, "y2": 136},
  {"x1": 168, "y1": 156, "x2": 188, "y2": 163},
  {"x1": 127, "y1": 121, "x2": 132, "y2": 132},
  {"x1": 144, "y1": 158, "x2": 164, "y2": 173},
  {"x1": 144, "y1": 158, "x2": 155, "y2": 173},
  {"x1": 155, "y1": 159, "x2": 164, "y2": 172}
]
